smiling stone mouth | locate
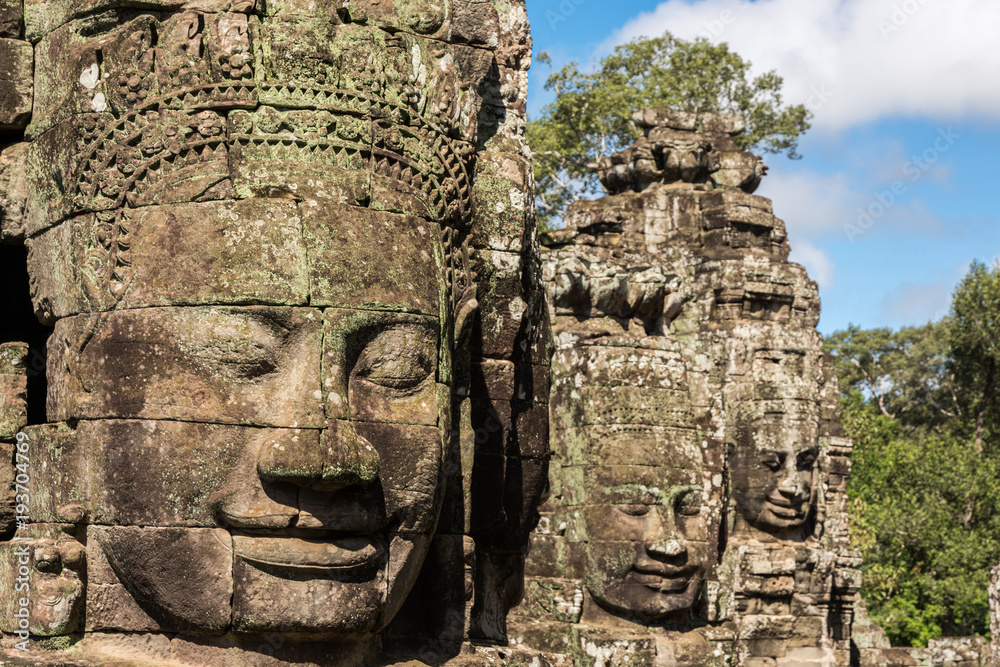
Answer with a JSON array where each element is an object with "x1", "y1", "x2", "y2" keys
[
  {"x1": 232, "y1": 531, "x2": 388, "y2": 572},
  {"x1": 766, "y1": 500, "x2": 806, "y2": 517},
  {"x1": 631, "y1": 567, "x2": 698, "y2": 593}
]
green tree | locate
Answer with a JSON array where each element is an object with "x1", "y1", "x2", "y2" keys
[
  {"x1": 527, "y1": 32, "x2": 812, "y2": 225},
  {"x1": 844, "y1": 396, "x2": 1000, "y2": 645},
  {"x1": 824, "y1": 321, "x2": 958, "y2": 435},
  {"x1": 831, "y1": 260, "x2": 1000, "y2": 646},
  {"x1": 949, "y1": 260, "x2": 1000, "y2": 451}
]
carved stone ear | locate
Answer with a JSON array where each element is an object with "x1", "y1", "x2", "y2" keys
[
  {"x1": 444, "y1": 228, "x2": 478, "y2": 347},
  {"x1": 453, "y1": 286, "x2": 478, "y2": 348}
]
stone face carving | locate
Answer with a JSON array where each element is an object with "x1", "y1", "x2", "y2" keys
[
  {"x1": 511, "y1": 108, "x2": 859, "y2": 666},
  {"x1": 1, "y1": 1, "x2": 549, "y2": 664},
  {"x1": 730, "y1": 397, "x2": 821, "y2": 538}
]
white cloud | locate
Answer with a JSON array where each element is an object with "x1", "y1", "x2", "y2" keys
[
  {"x1": 757, "y1": 164, "x2": 944, "y2": 247},
  {"x1": 790, "y1": 239, "x2": 836, "y2": 290},
  {"x1": 878, "y1": 276, "x2": 956, "y2": 325},
  {"x1": 608, "y1": 0, "x2": 1000, "y2": 130},
  {"x1": 758, "y1": 169, "x2": 856, "y2": 235}
]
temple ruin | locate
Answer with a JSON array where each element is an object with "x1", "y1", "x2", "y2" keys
[{"x1": 0, "y1": 1, "x2": 985, "y2": 665}]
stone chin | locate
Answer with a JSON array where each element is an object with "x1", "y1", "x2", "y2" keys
[{"x1": 588, "y1": 573, "x2": 703, "y2": 623}]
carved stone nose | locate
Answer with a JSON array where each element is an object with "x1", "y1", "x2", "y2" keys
[
  {"x1": 778, "y1": 474, "x2": 804, "y2": 498},
  {"x1": 257, "y1": 421, "x2": 380, "y2": 491},
  {"x1": 320, "y1": 420, "x2": 381, "y2": 491},
  {"x1": 647, "y1": 538, "x2": 687, "y2": 558}
]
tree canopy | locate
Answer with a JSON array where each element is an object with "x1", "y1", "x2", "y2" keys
[
  {"x1": 527, "y1": 32, "x2": 812, "y2": 225},
  {"x1": 827, "y1": 260, "x2": 1000, "y2": 646}
]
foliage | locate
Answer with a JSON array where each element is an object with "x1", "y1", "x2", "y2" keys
[
  {"x1": 949, "y1": 260, "x2": 1000, "y2": 451},
  {"x1": 844, "y1": 397, "x2": 1000, "y2": 645},
  {"x1": 526, "y1": 33, "x2": 812, "y2": 226},
  {"x1": 823, "y1": 321, "x2": 957, "y2": 435},
  {"x1": 833, "y1": 260, "x2": 1000, "y2": 646}
]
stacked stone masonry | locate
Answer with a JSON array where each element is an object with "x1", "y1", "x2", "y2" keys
[
  {"x1": 510, "y1": 108, "x2": 863, "y2": 667},
  {"x1": 0, "y1": 0, "x2": 556, "y2": 664},
  {"x1": 0, "y1": 0, "x2": 979, "y2": 664}
]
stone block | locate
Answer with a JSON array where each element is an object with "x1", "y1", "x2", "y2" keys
[
  {"x1": 551, "y1": 384, "x2": 696, "y2": 432},
  {"x1": 470, "y1": 359, "x2": 550, "y2": 405},
  {"x1": 22, "y1": 422, "x2": 88, "y2": 525},
  {"x1": 28, "y1": 200, "x2": 309, "y2": 322},
  {"x1": 85, "y1": 524, "x2": 166, "y2": 632},
  {"x1": 469, "y1": 152, "x2": 532, "y2": 253},
  {"x1": 79, "y1": 420, "x2": 300, "y2": 527},
  {"x1": 0, "y1": 38, "x2": 31, "y2": 129},
  {"x1": 472, "y1": 249, "x2": 526, "y2": 359},
  {"x1": 0, "y1": 0, "x2": 21, "y2": 38},
  {"x1": 346, "y1": 0, "x2": 452, "y2": 41},
  {"x1": 524, "y1": 536, "x2": 586, "y2": 581},
  {"x1": 0, "y1": 142, "x2": 29, "y2": 242},
  {"x1": 321, "y1": 308, "x2": 442, "y2": 422},
  {"x1": 24, "y1": 0, "x2": 256, "y2": 56},
  {"x1": 552, "y1": 424, "x2": 703, "y2": 469},
  {"x1": 232, "y1": 546, "x2": 384, "y2": 634},
  {"x1": 30, "y1": 13, "x2": 162, "y2": 137},
  {"x1": 0, "y1": 441, "x2": 12, "y2": 535},
  {"x1": 47, "y1": 306, "x2": 324, "y2": 427},
  {"x1": 91, "y1": 525, "x2": 233, "y2": 634},
  {"x1": 452, "y1": 0, "x2": 501, "y2": 47},
  {"x1": 0, "y1": 341, "x2": 27, "y2": 439},
  {"x1": 743, "y1": 547, "x2": 798, "y2": 576},
  {"x1": 303, "y1": 203, "x2": 444, "y2": 315},
  {"x1": 228, "y1": 105, "x2": 371, "y2": 205}
]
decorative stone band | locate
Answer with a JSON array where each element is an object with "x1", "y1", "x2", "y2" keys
[{"x1": 26, "y1": 89, "x2": 473, "y2": 237}]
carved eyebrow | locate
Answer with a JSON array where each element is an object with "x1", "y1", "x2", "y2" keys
[{"x1": 664, "y1": 485, "x2": 701, "y2": 507}]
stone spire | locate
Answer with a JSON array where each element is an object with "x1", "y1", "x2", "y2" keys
[{"x1": 513, "y1": 108, "x2": 860, "y2": 666}]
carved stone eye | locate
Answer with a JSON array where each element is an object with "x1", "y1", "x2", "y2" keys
[
  {"x1": 618, "y1": 504, "x2": 651, "y2": 517},
  {"x1": 760, "y1": 452, "x2": 784, "y2": 471},
  {"x1": 798, "y1": 449, "x2": 819, "y2": 470},
  {"x1": 676, "y1": 490, "x2": 703, "y2": 517},
  {"x1": 354, "y1": 326, "x2": 435, "y2": 391},
  {"x1": 32, "y1": 547, "x2": 62, "y2": 574}
]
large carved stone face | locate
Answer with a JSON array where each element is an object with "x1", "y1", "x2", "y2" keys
[
  {"x1": 583, "y1": 461, "x2": 708, "y2": 622},
  {"x1": 43, "y1": 238, "x2": 452, "y2": 635},
  {"x1": 18, "y1": 0, "x2": 493, "y2": 642},
  {"x1": 551, "y1": 341, "x2": 720, "y2": 623},
  {"x1": 731, "y1": 413, "x2": 819, "y2": 534}
]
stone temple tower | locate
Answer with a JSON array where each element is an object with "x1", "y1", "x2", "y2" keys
[{"x1": 512, "y1": 108, "x2": 861, "y2": 667}]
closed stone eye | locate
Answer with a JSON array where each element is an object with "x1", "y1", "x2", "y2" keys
[
  {"x1": 676, "y1": 490, "x2": 703, "y2": 516},
  {"x1": 617, "y1": 504, "x2": 652, "y2": 517},
  {"x1": 354, "y1": 326, "x2": 435, "y2": 391}
]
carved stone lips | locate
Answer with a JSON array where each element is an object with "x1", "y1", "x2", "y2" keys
[
  {"x1": 631, "y1": 562, "x2": 698, "y2": 593},
  {"x1": 232, "y1": 532, "x2": 387, "y2": 572},
  {"x1": 766, "y1": 495, "x2": 805, "y2": 517}
]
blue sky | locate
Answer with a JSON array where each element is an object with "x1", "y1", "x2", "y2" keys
[{"x1": 525, "y1": 0, "x2": 1000, "y2": 336}]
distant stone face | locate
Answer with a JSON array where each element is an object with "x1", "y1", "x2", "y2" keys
[
  {"x1": 0, "y1": 1, "x2": 548, "y2": 664},
  {"x1": 730, "y1": 407, "x2": 820, "y2": 536},
  {"x1": 511, "y1": 109, "x2": 859, "y2": 666}
]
